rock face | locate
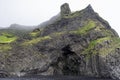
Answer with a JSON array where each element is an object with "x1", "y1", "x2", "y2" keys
[
  {"x1": 0, "y1": 3, "x2": 120, "y2": 79},
  {"x1": 60, "y1": 3, "x2": 71, "y2": 17}
]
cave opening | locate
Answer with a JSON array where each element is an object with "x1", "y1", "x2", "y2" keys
[
  {"x1": 62, "y1": 45, "x2": 74, "y2": 57},
  {"x1": 60, "y1": 45, "x2": 81, "y2": 75}
]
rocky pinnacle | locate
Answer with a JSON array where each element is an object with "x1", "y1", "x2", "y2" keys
[{"x1": 60, "y1": 3, "x2": 71, "y2": 17}]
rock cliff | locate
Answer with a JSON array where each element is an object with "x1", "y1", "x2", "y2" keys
[{"x1": 0, "y1": 3, "x2": 120, "y2": 79}]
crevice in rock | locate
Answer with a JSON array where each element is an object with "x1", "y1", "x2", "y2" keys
[
  {"x1": 61, "y1": 45, "x2": 74, "y2": 57},
  {"x1": 0, "y1": 70, "x2": 9, "y2": 78},
  {"x1": 52, "y1": 45, "x2": 81, "y2": 75}
]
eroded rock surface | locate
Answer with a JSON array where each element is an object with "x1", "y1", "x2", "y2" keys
[
  {"x1": 0, "y1": 3, "x2": 120, "y2": 80},
  {"x1": 60, "y1": 3, "x2": 71, "y2": 17}
]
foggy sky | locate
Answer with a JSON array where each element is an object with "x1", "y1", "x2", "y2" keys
[{"x1": 0, "y1": 0, "x2": 120, "y2": 35}]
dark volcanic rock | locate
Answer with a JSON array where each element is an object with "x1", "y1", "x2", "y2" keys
[
  {"x1": 0, "y1": 3, "x2": 120, "y2": 80},
  {"x1": 60, "y1": 3, "x2": 71, "y2": 17},
  {"x1": 0, "y1": 70, "x2": 9, "y2": 78}
]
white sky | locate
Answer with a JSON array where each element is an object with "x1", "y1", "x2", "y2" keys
[{"x1": 0, "y1": 0, "x2": 120, "y2": 35}]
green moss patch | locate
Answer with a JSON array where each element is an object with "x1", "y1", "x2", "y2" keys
[
  {"x1": 30, "y1": 29, "x2": 42, "y2": 37},
  {"x1": 99, "y1": 37, "x2": 120, "y2": 56},
  {"x1": 0, "y1": 44, "x2": 12, "y2": 52},
  {"x1": 82, "y1": 37, "x2": 111, "y2": 60},
  {"x1": 82, "y1": 36, "x2": 120, "y2": 60},
  {"x1": 0, "y1": 33, "x2": 17, "y2": 43},
  {"x1": 30, "y1": 31, "x2": 40, "y2": 37},
  {"x1": 71, "y1": 20, "x2": 96, "y2": 35},
  {"x1": 83, "y1": 37, "x2": 111, "y2": 54},
  {"x1": 51, "y1": 31, "x2": 66, "y2": 37},
  {"x1": 22, "y1": 36, "x2": 52, "y2": 46}
]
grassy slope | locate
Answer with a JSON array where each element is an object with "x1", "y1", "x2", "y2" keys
[
  {"x1": 22, "y1": 36, "x2": 51, "y2": 46},
  {"x1": 0, "y1": 33, "x2": 17, "y2": 52},
  {"x1": 70, "y1": 20, "x2": 96, "y2": 35},
  {"x1": 0, "y1": 11, "x2": 119, "y2": 58},
  {"x1": 0, "y1": 33, "x2": 17, "y2": 44}
]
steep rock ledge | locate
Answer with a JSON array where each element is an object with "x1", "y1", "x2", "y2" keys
[{"x1": 0, "y1": 3, "x2": 120, "y2": 80}]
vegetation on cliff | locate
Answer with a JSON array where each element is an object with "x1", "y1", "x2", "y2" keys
[
  {"x1": 0, "y1": 33, "x2": 17, "y2": 43},
  {"x1": 0, "y1": 3, "x2": 120, "y2": 80}
]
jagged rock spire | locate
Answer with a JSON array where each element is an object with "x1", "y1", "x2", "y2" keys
[
  {"x1": 86, "y1": 4, "x2": 93, "y2": 9},
  {"x1": 84, "y1": 4, "x2": 94, "y2": 13},
  {"x1": 60, "y1": 3, "x2": 71, "y2": 17}
]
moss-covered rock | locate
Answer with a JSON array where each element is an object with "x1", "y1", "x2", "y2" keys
[
  {"x1": 22, "y1": 36, "x2": 52, "y2": 46},
  {"x1": 0, "y1": 33, "x2": 17, "y2": 44},
  {"x1": 0, "y1": 3, "x2": 120, "y2": 79},
  {"x1": 0, "y1": 44, "x2": 12, "y2": 52},
  {"x1": 71, "y1": 20, "x2": 96, "y2": 35},
  {"x1": 30, "y1": 28, "x2": 42, "y2": 37}
]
